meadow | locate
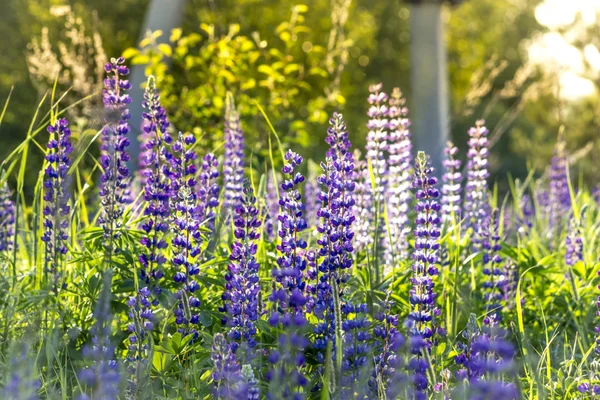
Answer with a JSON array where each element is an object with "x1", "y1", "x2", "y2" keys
[{"x1": 0, "y1": 55, "x2": 599, "y2": 400}]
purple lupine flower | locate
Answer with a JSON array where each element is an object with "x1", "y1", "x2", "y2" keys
[
  {"x1": 370, "y1": 297, "x2": 408, "y2": 399},
  {"x1": 223, "y1": 94, "x2": 245, "y2": 213},
  {"x1": 41, "y1": 118, "x2": 73, "y2": 290},
  {"x1": 197, "y1": 153, "x2": 221, "y2": 234},
  {"x1": 481, "y1": 209, "x2": 506, "y2": 326},
  {"x1": 565, "y1": 217, "x2": 583, "y2": 267},
  {"x1": 138, "y1": 75, "x2": 170, "y2": 293},
  {"x1": 352, "y1": 150, "x2": 374, "y2": 253},
  {"x1": 125, "y1": 285, "x2": 153, "y2": 392},
  {"x1": 463, "y1": 120, "x2": 490, "y2": 246},
  {"x1": 516, "y1": 194, "x2": 534, "y2": 236},
  {"x1": 211, "y1": 333, "x2": 251, "y2": 399},
  {"x1": 365, "y1": 83, "x2": 389, "y2": 201},
  {"x1": 0, "y1": 174, "x2": 16, "y2": 253},
  {"x1": 441, "y1": 141, "x2": 462, "y2": 222},
  {"x1": 221, "y1": 179, "x2": 261, "y2": 360},
  {"x1": 78, "y1": 271, "x2": 120, "y2": 400},
  {"x1": 407, "y1": 151, "x2": 442, "y2": 399},
  {"x1": 340, "y1": 303, "x2": 371, "y2": 396},
  {"x1": 547, "y1": 137, "x2": 571, "y2": 229},
  {"x1": 98, "y1": 57, "x2": 132, "y2": 261},
  {"x1": 455, "y1": 319, "x2": 517, "y2": 399},
  {"x1": 385, "y1": 88, "x2": 412, "y2": 263},
  {"x1": 593, "y1": 186, "x2": 600, "y2": 206},
  {"x1": 168, "y1": 133, "x2": 204, "y2": 339},
  {"x1": 313, "y1": 113, "x2": 356, "y2": 363},
  {"x1": 267, "y1": 150, "x2": 310, "y2": 399},
  {"x1": 1, "y1": 344, "x2": 40, "y2": 400}
]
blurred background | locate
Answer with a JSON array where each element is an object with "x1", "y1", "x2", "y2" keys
[{"x1": 0, "y1": 0, "x2": 599, "y2": 195}]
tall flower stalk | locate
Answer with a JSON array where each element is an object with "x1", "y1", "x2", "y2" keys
[
  {"x1": 223, "y1": 93, "x2": 245, "y2": 213},
  {"x1": 169, "y1": 133, "x2": 203, "y2": 339},
  {"x1": 197, "y1": 153, "x2": 221, "y2": 234},
  {"x1": 441, "y1": 141, "x2": 462, "y2": 223},
  {"x1": 463, "y1": 120, "x2": 490, "y2": 247},
  {"x1": 98, "y1": 57, "x2": 132, "y2": 264},
  {"x1": 42, "y1": 118, "x2": 73, "y2": 290},
  {"x1": 78, "y1": 271, "x2": 120, "y2": 400},
  {"x1": 481, "y1": 209, "x2": 505, "y2": 326},
  {"x1": 267, "y1": 150, "x2": 310, "y2": 400},
  {"x1": 221, "y1": 179, "x2": 261, "y2": 361},
  {"x1": 547, "y1": 135, "x2": 571, "y2": 230},
  {"x1": 408, "y1": 151, "x2": 442, "y2": 398},
  {"x1": 385, "y1": 88, "x2": 412, "y2": 263},
  {"x1": 0, "y1": 173, "x2": 16, "y2": 253},
  {"x1": 352, "y1": 150, "x2": 373, "y2": 253},
  {"x1": 313, "y1": 113, "x2": 356, "y2": 364}
]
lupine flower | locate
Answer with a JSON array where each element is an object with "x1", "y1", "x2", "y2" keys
[
  {"x1": 385, "y1": 88, "x2": 412, "y2": 263},
  {"x1": 463, "y1": 120, "x2": 490, "y2": 246},
  {"x1": 196, "y1": 153, "x2": 221, "y2": 234},
  {"x1": 593, "y1": 186, "x2": 600, "y2": 206},
  {"x1": 547, "y1": 137, "x2": 571, "y2": 229},
  {"x1": 169, "y1": 133, "x2": 203, "y2": 339},
  {"x1": 0, "y1": 174, "x2": 16, "y2": 253},
  {"x1": 78, "y1": 271, "x2": 120, "y2": 400},
  {"x1": 407, "y1": 151, "x2": 442, "y2": 399},
  {"x1": 340, "y1": 303, "x2": 371, "y2": 396},
  {"x1": 267, "y1": 150, "x2": 310, "y2": 399},
  {"x1": 352, "y1": 150, "x2": 374, "y2": 253},
  {"x1": 516, "y1": 194, "x2": 534, "y2": 236},
  {"x1": 223, "y1": 93, "x2": 245, "y2": 213},
  {"x1": 221, "y1": 179, "x2": 261, "y2": 360},
  {"x1": 211, "y1": 333, "x2": 251, "y2": 399},
  {"x1": 138, "y1": 75, "x2": 170, "y2": 294},
  {"x1": 98, "y1": 57, "x2": 132, "y2": 261},
  {"x1": 455, "y1": 317, "x2": 517, "y2": 399},
  {"x1": 481, "y1": 210, "x2": 506, "y2": 326},
  {"x1": 365, "y1": 83, "x2": 389, "y2": 201},
  {"x1": 42, "y1": 118, "x2": 73, "y2": 290},
  {"x1": 125, "y1": 286, "x2": 153, "y2": 393},
  {"x1": 565, "y1": 217, "x2": 583, "y2": 267},
  {"x1": 1, "y1": 344, "x2": 40, "y2": 400},
  {"x1": 370, "y1": 296, "x2": 408, "y2": 399},
  {"x1": 313, "y1": 113, "x2": 356, "y2": 363},
  {"x1": 441, "y1": 141, "x2": 462, "y2": 222}
]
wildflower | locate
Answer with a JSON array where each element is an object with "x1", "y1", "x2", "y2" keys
[
  {"x1": 169, "y1": 133, "x2": 203, "y2": 339},
  {"x1": 313, "y1": 113, "x2": 356, "y2": 361},
  {"x1": 0, "y1": 173, "x2": 16, "y2": 253},
  {"x1": 223, "y1": 93, "x2": 245, "y2": 213},
  {"x1": 264, "y1": 172, "x2": 280, "y2": 240},
  {"x1": 441, "y1": 141, "x2": 462, "y2": 222},
  {"x1": 211, "y1": 333, "x2": 251, "y2": 399},
  {"x1": 385, "y1": 88, "x2": 412, "y2": 262},
  {"x1": 267, "y1": 150, "x2": 310, "y2": 399},
  {"x1": 365, "y1": 83, "x2": 389, "y2": 200},
  {"x1": 98, "y1": 57, "x2": 132, "y2": 262},
  {"x1": 352, "y1": 150, "x2": 374, "y2": 253},
  {"x1": 547, "y1": 136, "x2": 571, "y2": 228},
  {"x1": 1, "y1": 344, "x2": 41, "y2": 400},
  {"x1": 42, "y1": 118, "x2": 73, "y2": 290},
  {"x1": 78, "y1": 271, "x2": 120, "y2": 400},
  {"x1": 340, "y1": 303, "x2": 371, "y2": 396},
  {"x1": 407, "y1": 151, "x2": 442, "y2": 398},
  {"x1": 370, "y1": 297, "x2": 408, "y2": 399},
  {"x1": 463, "y1": 120, "x2": 490, "y2": 246},
  {"x1": 565, "y1": 217, "x2": 583, "y2": 267},
  {"x1": 481, "y1": 209, "x2": 506, "y2": 326},
  {"x1": 221, "y1": 179, "x2": 261, "y2": 360}
]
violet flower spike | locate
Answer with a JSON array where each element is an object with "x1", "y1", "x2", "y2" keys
[
  {"x1": 462, "y1": 120, "x2": 490, "y2": 247},
  {"x1": 547, "y1": 135, "x2": 571, "y2": 230},
  {"x1": 481, "y1": 209, "x2": 506, "y2": 326},
  {"x1": 352, "y1": 150, "x2": 374, "y2": 253},
  {"x1": 98, "y1": 56, "x2": 132, "y2": 262},
  {"x1": 220, "y1": 179, "x2": 261, "y2": 361},
  {"x1": 78, "y1": 271, "x2": 120, "y2": 400},
  {"x1": 223, "y1": 94, "x2": 245, "y2": 213},
  {"x1": 42, "y1": 118, "x2": 73, "y2": 290},
  {"x1": 407, "y1": 151, "x2": 442, "y2": 399},
  {"x1": 365, "y1": 83, "x2": 389, "y2": 201},
  {"x1": 313, "y1": 112, "x2": 356, "y2": 363},
  {"x1": 441, "y1": 141, "x2": 462, "y2": 223},
  {"x1": 385, "y1": 88, "x2": 412, "y2": 263},
  {"x1": 0, "y1": 173, "x2": 16, "y2": 253},
  {"x1": 169, "y1": 133, "x2": 203, "y2": 340},
  {"x1": 196, "y1": 153, "x2": 221, "y2": 234}
]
